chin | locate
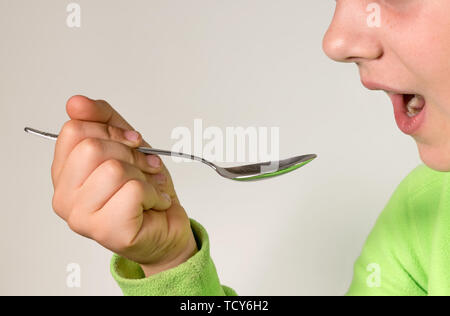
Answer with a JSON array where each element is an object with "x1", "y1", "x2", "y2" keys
[{"x1": 417, "y1": 143, "x2": 450, "y2": 172}]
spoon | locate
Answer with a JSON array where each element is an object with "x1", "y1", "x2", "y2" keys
[{"x1": 24, "y1": 127, "x2": 317, "y2": 181}]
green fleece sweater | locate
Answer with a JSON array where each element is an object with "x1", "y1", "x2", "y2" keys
[{"x1": 110, "y1": 164, "x2": 450, "y2": 296}]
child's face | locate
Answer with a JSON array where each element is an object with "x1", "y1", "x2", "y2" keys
[{"x1": 323, "y1": 0, "x2": 450, "y2": 171}]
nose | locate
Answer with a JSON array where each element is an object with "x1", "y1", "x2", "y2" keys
[{"x1": 322, "y1": 1, "x2": 383, "y2": 63}]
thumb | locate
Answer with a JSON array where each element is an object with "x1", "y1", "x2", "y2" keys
[
  {"x1": 65, "y1": 95, "x2": 181, "y2": 204},
  {"x1": 66, "y1": 95, "x2": 134, "y2": 131}
]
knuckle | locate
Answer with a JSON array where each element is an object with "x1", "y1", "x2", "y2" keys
[
  {"x1": 77, "y1": 138, "x2": 103, "y2": 161},
  {"x1": 67, "y1": 210, "x2": 91, "y2": 237},
  {"x1": 67, "y1": 212, "x2": 82, "y2": 233},
  {"x1": 61, "y1": 120, "x2": 83, "y2": 139},
  {"x1": 128, "y1": 179, "x2": 147, "y2": 200},
  {"x1": 128, "y1": 180, "x2": 155, "y2": 208},
  {"x1": 102, "y1": 159, "x2": 126, "y2": 181}
]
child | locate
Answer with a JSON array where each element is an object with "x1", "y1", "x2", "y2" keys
[{"x1": 51, "y1": 1, "x2": 450, "y2": 295}]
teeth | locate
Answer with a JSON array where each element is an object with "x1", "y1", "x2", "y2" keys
[{"x1": 406, "y1": 95, "x2": 425, "y2": 117}]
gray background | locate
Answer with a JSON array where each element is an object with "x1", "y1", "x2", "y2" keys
[{"x1": 0, "y1": 0, "x2": 421, "y2": 295}]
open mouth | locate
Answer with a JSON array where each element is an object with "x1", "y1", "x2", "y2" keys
[
  {"x1": 403, "y1": 94, "x2": 425, "y2": 118},
  {"x1": 389, "y1": 93, "x2": 427, "y2": 135},
  {"x1": 360, "y1": 80, "x2": 427, "y2": 135}
]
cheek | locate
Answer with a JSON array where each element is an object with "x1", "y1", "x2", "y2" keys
[
  {"x1": 387, "y1": 5, "x2": 450, "y2": 114},
  {"x1": 417, "y1": 14, "x2": 450, "y2": 105}
]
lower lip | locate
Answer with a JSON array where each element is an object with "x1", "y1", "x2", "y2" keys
[{"x1": 389, "y1": 94, "x2": 426, "y2": 135}]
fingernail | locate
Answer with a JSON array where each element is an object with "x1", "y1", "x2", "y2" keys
[
  {"x1": 146, "y1": 155, "x2": 161, "y2": 168},
  {"x1": 124, "y1": 130, "x2": 139, "y2": 142},
  {"x1": 154, "y1": 173, "x2": 166, "y2": 185},
  {"x1": 161, "y1": 192, "x2": 171, "y2": 202}
]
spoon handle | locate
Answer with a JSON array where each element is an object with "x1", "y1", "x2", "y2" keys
[
  {"x1": 24, "y1": 127, "x2": 214, "y2": 167},
  {"x1": 134, "y1": 147, "x2": 215, "y2": 168}
]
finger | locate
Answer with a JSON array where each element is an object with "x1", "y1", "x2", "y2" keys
[
  {"x1": 150, "y1": 172, "x2": 167, "y2": 189},
  {"x1": 116, "y1": 179, "x2": 172, "y2": 213},
  {"x1": 64, "y1": 96, "x2": 167, "y2": 181},
  {"x1": 68, "y1": 175, "x2": 171, "y2": 241},
  {"x1": 64, "y1": 138, "x2": 164, "y2": 189},
  {"x1": 65, "y1": 95, "x2": 180, "y2": 202},
  {"x1": 52, "y1": 120, "x2": 152, "y2": 184},
  {"x1": 66, "y1": 159, "x2": 172, "y2": 239},
  {"x1": 66, "y1": 96, "x2": 155, "y2": 150},
  {"x1": 54, "y1": 138, "x2": 162, "y2": 216},
  {"x1": 148, "y1": 171, "x2": 180, "y2": 206},
  {"x1": 66, "y1": 95, "x2": 135, "y2": 131},
  {"x1": 91, "y1": 179, "x2": 172, "y2": 249},
  {"x1": 75, "y1": 160, "x2": 147, "y2": 214}
]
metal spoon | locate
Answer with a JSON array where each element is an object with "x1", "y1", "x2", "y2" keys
[{"x1": 24, "y1": 127, "x2": 317, "y2": 181}]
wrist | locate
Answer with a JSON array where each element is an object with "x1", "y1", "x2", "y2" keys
[{"x1": 140, "y1": 234, "x2": 199, "y2": 277}]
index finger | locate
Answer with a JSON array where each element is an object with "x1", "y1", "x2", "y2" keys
[{"x1": 65, "y1": 95, "x2": 181, "y2": 205}]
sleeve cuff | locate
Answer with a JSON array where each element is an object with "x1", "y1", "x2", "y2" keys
[{"x1": 110, "y1": 218, "x2": 236, "y2": 296}]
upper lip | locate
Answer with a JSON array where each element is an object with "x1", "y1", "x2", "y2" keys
[{"x1": 361, "y1": 80, "x2": 415, "y2": 95}]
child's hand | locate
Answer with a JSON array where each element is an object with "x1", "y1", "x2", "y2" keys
[{"x1": 51, "y1": 95, "x2": 198, "y2": 277}]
